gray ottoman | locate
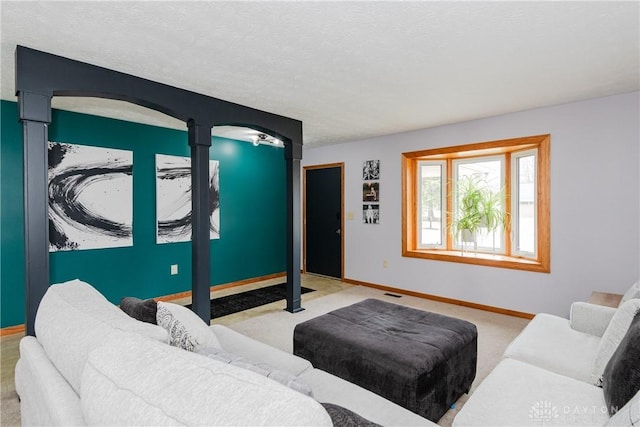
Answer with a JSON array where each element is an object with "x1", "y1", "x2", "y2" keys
[{"x1": 293, "y1": 298, "x2": 477, "y2": 422}]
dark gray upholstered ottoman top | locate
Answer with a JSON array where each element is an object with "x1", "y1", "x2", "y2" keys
[{"x1": 293, "y1": 298, "x2": 477, "y2": 422}]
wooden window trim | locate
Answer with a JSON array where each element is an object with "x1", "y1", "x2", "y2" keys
[{"x1": 402, "y1": 134, "x2": 550, "y2": 273}]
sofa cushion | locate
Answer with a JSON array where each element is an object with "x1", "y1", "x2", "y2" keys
[
  {"x1": 569, "y1": 302, "x2": 617, "y2": 337},
  {"x1": 591, "y1": 298, "x2": 640, "y2": 384},
  {"x1": 80, "y1": 331, "x2": 332, "y2": 426},
  {"x1": 452, "y1": 358, "x2": 609, "y2": 426},
  {"x1": 602, "y1": 311, "x2": 640, "y2": 415},
  {"x1": 34, "y1": 279, "x2": 168, "y2": 393},
  {"x1": 156, "y1": 301, "x2": 221, "y2": 351},
  {"x1": 210, "y1": 324, "x2": 313, "y2": 377},
  {"x1": 120, "y1": 296, "x2": 157, "y2": 324},
  {"x1": 620, "y1": 281, "x2": 640, "y2": 306},
  {"x1": 503, "y1": 313, "x2": 600, "y2": 383},
  {"x1": 321, "y1": 403, "x2": 382, "y2": 427},
  {"x1": 195, "y1": 345, "x2": 313, "y2": 396}
]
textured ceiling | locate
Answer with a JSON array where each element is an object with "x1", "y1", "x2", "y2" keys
[{"x1": 1, "y1": 1, "x2": 638, "y2": 148}]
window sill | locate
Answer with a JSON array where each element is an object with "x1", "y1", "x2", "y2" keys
[{"x1": 402, "y1": 249, "x2": 549, "y2": 273}]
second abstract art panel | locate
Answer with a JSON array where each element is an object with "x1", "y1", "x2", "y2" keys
[{"x1": 156, "y1": 154, "x2": 220, "y2": 244}]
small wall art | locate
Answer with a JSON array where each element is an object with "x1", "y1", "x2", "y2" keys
[
  {"x1": 48, "y1": 141, "x2": 133, "y2": 251},
  {"x1": 362, "y1": 160, "x2": 380, "y2": 180},
  {"x1": 363, "y1": 181, "x2": 379, "y2": 202},
  {"x1": 363, "y1": 204, "x2": 380, "y2": 224},
  {"x1": 362, "y1": 159, "x2": 380, "y2": 224},
  {"x1": 156, "y1": 154, "x2": 220, "y2": 244}
]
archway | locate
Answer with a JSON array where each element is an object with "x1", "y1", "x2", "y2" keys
[{"x1": 16, "y1": 46, "x2": 303, "y2": 335}]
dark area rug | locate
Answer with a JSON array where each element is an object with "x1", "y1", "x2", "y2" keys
[{"x1": 187, "y1": 283, "x2": 314, "y2": 319}]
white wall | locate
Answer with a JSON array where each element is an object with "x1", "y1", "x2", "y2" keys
[{"x1": 302, "y1": 92, "x2": 640, "y2": 317}]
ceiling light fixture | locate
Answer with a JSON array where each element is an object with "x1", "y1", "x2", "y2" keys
[{"x1": 253, "y1": 133, "x2": 268, "y2": 147}]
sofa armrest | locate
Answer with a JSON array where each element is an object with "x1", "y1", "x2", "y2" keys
[
  {"x1": 210, "y1": 324, "x2": 313, "y2": 376},
  {"x1": 569, "y1": 302, "x2": 617, "y2": 337},
  {"x1": 15, "y1": 336, "x2": 85, "y2": 426}
]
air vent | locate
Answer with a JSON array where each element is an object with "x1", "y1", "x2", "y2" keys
[{"x1": 384, "y1": 293, "x2": 402, "y2": 298}]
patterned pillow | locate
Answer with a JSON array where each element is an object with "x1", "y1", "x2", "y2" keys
[
  {"x1": 156, "y1": 302, "x2": 221, "y2": 351},
  {"x1": 195, "y1": 345, "x2": 313, "y2": 397}
]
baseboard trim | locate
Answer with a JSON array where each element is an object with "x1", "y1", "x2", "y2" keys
[
  {"x1": 0, "y1": 324, "x2": 26, "y2": 337},
  {"x1": 155, "y1": 272, "x2": 287, "y2": 302},
  {"x1": 343, "y1": 277, "x2": 535, "y2": 320},
  {"x1": 0, "y1": 272, "x2": 287, "y2": 336}
]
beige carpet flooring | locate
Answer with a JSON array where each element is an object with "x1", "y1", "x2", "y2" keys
[{"x1": 0, "y1": 275, "x2": 530, "y2": 426}]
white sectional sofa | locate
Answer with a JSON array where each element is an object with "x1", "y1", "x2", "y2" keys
[
  {"x1": 15, "y1": 279, "x2": 434, "y2": 426},
  {"x1": 453, "y1": 282, "x2": 640, "y2": 427}
]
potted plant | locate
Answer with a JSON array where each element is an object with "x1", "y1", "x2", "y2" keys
[
  {"x1": 479, "y1": 188, "x2": 508, "y2": 254},
  {"x1": 450, "y1": 175, "x2": 483, "y2": 254},
  {"x1": 450, "y1": 175, "x2": 508, "y2": 255}
]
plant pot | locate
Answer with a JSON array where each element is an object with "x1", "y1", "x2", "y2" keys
[
  {"x1": 460, "y1": 229, "x2": 478, "y2": 255},
  {"x1": 460, "y1": 229, "x2": 476, "y2": 243}
]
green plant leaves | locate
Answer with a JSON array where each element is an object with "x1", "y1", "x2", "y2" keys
[{"x1": 449, "y1": 175, "x2": 508, "y2": 245}]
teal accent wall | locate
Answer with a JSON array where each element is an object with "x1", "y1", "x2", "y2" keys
[{"x1": 1, "y1": 100, "x2": 286, "y2": 328}]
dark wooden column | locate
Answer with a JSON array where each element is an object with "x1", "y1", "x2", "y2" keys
[
  {"x1": 187, "y1": 120, "x2": 213, "y2": 323},
  {"x1": 285, "y1": 139, "x2": 303, "y2": 313},
  {"x1": 18, "y1": 92, "x2": 52, "y2": 336}
]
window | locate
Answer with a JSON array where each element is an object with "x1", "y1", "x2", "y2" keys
[
  {"x1": 402, "y1": 135, "x2": 550, "y2": 273},
  {"x1": 512, "y1": 149, "x2": 537, "y2": 257},
  {"x1": 417, "y1": 161, "x2": 445, "y2": 248}
]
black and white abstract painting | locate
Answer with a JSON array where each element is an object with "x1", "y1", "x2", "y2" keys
[
  {"x1": 156, "y1": 154, "x2": 220, "y2": 244},
  {"x1": 48, "y1": 142, "x2": 133, "y2": 251}
]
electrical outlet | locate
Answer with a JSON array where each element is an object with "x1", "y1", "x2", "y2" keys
[
  {"x1": 170, "y1": 264, "x2": 178, "y2": 275},
  {"x1": 382, "y1": 260, "x2": 389, "y2": 268}
]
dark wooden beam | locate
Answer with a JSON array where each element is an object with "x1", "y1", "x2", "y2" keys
[
  {"x1": 188, "y1": 120, "x2": 212, "y2": 323},
  {"x1": 18, "y1": 91, "x2": 51, "y2": 336},
  {"x1": 285, "y1": 138, "x2": 303, "y2": 313},
  {"x1": 15, "y1": 45, "x2": 304, "y2": 334}
]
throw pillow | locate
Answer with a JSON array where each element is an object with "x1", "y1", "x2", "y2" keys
[
  {"x1": 620, "y1": 281, "x2": 640, "y2": 306},
  {"x1": 605, "y1": 389, "x2": 640, "y2": 426},
  {"x1": 119, "y1": 297, "x2": 157, "y2": 324},
  {"x1": 602, "y1": 311, "x2": 640, "y2": 415},
  {"x1": 156, "y1": 301, "x2": 221, "y2": 351},
  {"x1": 195, "y1": 345, "x2": 313, "y2": 397},
  {"x1": 591, "y1": 299, "x2": 640, "y2": 385},
  {"x1": 320, "y1": 403, "x2": 382, "y2": 427}
]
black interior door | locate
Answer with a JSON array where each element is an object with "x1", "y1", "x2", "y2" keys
[{"x1": 305, "y1": 166, "x2": 342, "y2": 278}]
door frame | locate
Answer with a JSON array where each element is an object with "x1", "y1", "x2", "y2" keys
[{"x1": 303, "y1": 163, "x2": 344, "y2": 279}]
